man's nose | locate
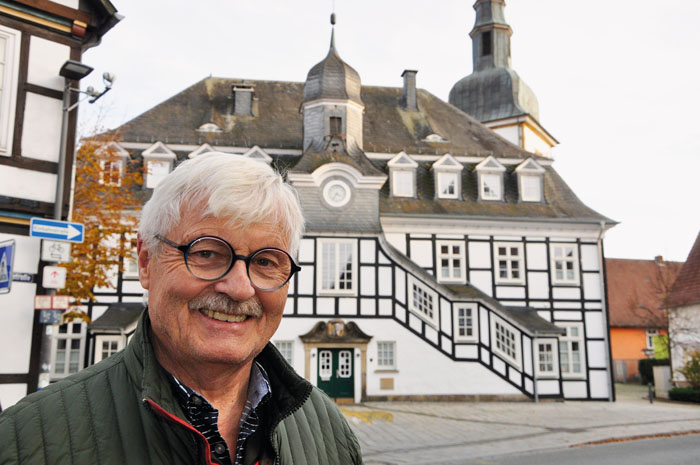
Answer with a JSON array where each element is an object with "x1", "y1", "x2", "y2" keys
[{"x1": 213, "y1": 259, "x2": 256, "y2": 300}]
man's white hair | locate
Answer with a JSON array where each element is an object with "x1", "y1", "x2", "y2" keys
[{"x1": 139, "y1": 152, "x2": 305, "y2": 256}]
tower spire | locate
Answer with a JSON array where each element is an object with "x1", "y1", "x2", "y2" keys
[{"x1": 470, "y1": 0, "x2": 512, "y2": 71}]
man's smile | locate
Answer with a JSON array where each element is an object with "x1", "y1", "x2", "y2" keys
[{"x1": 200, "y1": 309, "x2": 250, "y2": 323}]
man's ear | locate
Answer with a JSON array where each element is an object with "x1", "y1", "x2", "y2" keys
[{"x1": 137, "y1": 233, "x2": 151, "y2": 290}]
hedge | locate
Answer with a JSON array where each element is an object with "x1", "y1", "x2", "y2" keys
[
  {"x1": 638, "y1": 358, "x2": 669, "y2": 385},
  {"x1": 668, "y1": 387, "x2": 700, "y2": 403}
]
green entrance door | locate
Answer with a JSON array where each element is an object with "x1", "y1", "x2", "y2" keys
[{"x1": 317, "y1": 348, "x2": 354, "y2": 399}]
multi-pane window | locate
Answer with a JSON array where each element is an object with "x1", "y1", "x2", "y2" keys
[
  {"x1": 494, "y1": 243, "x2": 524, "y2": 284},
  {"x1": 437, "y1": 172, "x2": 458, "y2": 199},
  {"x1": 51, "y1": 322, "x2": 86, "y2": 379},
  {"x1": 275, "y1": 340, "x2": 294, "y2": 365},
  {"x1": 536, "y1": 341, "x2": 557, "y2": 376},
  {"x1": 338, "y1": 350, "x2": 352, "y2": 377},
  {"x1": 319, "y1": 350, "x2": 332, "y2": 380},
  {"x1": 94, "y1": 336, "x2": 122, "y2": 363},
  {"x1": 99, "y1": 160, "x2": 122, "y2": 186},
  {"x1": 454, "y1": 303, "x2": 477, "y2": 342},
  {"x1": 559, "y1": 323, "x2": 585, "y2": 377},
  {"x1": 146, "y1": 159, "x2": 171, "y2": 188},
  {"x1": 408, "y1": 276, "x2": 438, "y2": 326},
  {"x1": 377, "y1": 342, "x2": 396, "y2": 369},
  {"x1": 551, "y1": 244, "x2": 579, "y2": 284},
  {"x1": 436, "y1": 240, "x2": 465, "y2": 283},
  {"x1": 392, "y1": 170, "x2": 414, "y2": 197},
  {"x1": 520, "y1": 175, "x2": 542, "y2": 202},
  {"x1": 318, "y1": 239, "x2": 357, "y2": 295},
  {"x1": 481, "y1": 173, "x2": 502, "y2": 200},
  {"x1": 495, "y1": 321, "x2": 517, "y2": 360}
]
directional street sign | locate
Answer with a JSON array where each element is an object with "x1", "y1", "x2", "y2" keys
[
  {"x1": 0, "y1": 239, "x2": 15, "y2": 294},
  {"x1": 30, "y1": 218, "x2": 84, "y2": 243}
]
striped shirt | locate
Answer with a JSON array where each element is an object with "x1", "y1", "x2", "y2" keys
[{"x1": 169, "y1": 362, "x2": 271, "y2": 465}]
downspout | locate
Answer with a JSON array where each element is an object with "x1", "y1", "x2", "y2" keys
[
  {"x1": 532, "y1": 336, "x2": 538, "y2": 403},
  {"x1": 598, "y1": 221, "x2": 615, "y2": 401}
]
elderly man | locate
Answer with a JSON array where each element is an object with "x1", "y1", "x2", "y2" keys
[{"x1": 0, "y1": 153, "x2": 363, "y2": 465}]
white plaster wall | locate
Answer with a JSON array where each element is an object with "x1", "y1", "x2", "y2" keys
[
  {"x1": 409, "y1": 240, "x2": 432, "y2": 268},
  {"x1": 583, "y1": 273, "x2": 602, "y2": 300},
  {"x1": 27, "y1": 36, "x2": 70, "y2": 91},
  {"x1": 491, "y1": 125, "x2": 519, "y2": 146},
  {"x1": 298, "y1": 239, "x2": 314, "y2": 262},
  {"x1": 553, "y1": 311, "x2": 581, "y2": 321},
  {"x1": 587, "y1": 341, "x2": 607, "y2": 368},
  {"x1": 0, "y1": 282, "x2": 35, "y2": 374},
  {"x1": 562, "y1": 380, "x2": 587, "y2": 398},
  {"x1": 297, "y1": 265, "x2": 314, "y2": 294},
  {"x1": 22, "y1": 93, "x2": 62, "y2": 162},
  {"x1": 589, "y1": 370, "x2": 610, "y2": 399},
  {"x1": 522, "y1": 125, "x2": 553, "y2": 158},
  {"x1": 0, "y1": 165, "x2": 57, "y2": 202},
  {"x1": 360, "y1": 240, "x2": 375, "y2": 263},
  {"x1": 584, "y1": 311, "x2": 606, "y2": 339},
  {"x1": 468, "y1": 241, "x2": 491, "y2": 268},
  {"x1": 496, "y1": 286, "x2": 525, "y2": 299},
  {"x1": 527, "y1": 272, "x2": 549, "y2": 299},
  {"x1": 580, "y1": 244, "x2": 600, "y2": 271},
  {"x1": 526, "y1": 243, "x2": 547, "y2": 270},
  {"x1": 469, "y1": 270, "x2": 492, "y2": 296},
  {"x1": 378, "y1": 267, "x2": 392, "y2": 296},
  {"x1": 552, "y1": 287, "x2": 581, "y2": 300},
  {"x1": 360, "y1": 266, "x2": 375, "y2": 296},
  {"x1": 384, "y1": 233, "x2": 406, "y2": 254},
  {"x1": 0, "y1": 383, "x2": 27, "y2": 411},
  {"x1": 536, "y1": 380, "x2": 560, "y2": 395}
]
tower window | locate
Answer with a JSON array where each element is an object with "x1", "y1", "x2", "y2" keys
[
  {"x1": 481, "y1": 31, "x2": 492, "y2": 56},
  {"x1": 329, "y1": 116, "x2": 342, "y2": 136}
]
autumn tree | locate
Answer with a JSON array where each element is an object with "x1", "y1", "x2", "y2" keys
[{"x1": 62, "y1": 133, "x2": 142, "y2": 322}]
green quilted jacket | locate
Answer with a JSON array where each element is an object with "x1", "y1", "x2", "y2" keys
[{"x1": 0, "y1": 312, "x2": 363, "y2": 465}]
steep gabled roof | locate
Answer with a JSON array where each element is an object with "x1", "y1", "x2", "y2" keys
[
  {"x1": 606, "y1": 258, "x2": 683, "y2": 328},
  {"x1": 668, "y1": 231, "x2": 700, "y2": 308}
]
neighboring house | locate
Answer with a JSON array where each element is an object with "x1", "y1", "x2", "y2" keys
[
  {"x1": 0, "y1": 1, "x2": 120, "y2": 409},
  {"x1": 77, "y1": 1, "x2": 617, "y2": 402},
  {"x1": 606, "y1": 257, "x2": 682, "y2": 382},
  {"x1": 668, "y1": 231, "x2": 700, "y2": 386}
]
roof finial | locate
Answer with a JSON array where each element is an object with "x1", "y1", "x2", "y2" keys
[{"x1": 330, "y1": 12, "x2": 336, "y2": 26}]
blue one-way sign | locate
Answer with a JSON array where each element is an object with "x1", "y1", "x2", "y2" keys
[
  {"x1": 0, "y1": 239, "x2": 15, "y2": 294},
  {"x1": 30, "y1": 218, "x2": 84, "y2": 243}
]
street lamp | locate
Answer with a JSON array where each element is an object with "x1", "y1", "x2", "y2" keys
[{"x1": 54, "y1": 60, "x2": 115, "y2": 220}]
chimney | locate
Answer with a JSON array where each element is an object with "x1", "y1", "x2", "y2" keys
[
  {"x1": 401, "y1": 70, "x2": 418, "y2": 111},
  {"x1": 232, "y1": 85, "x2": 254, "y2": 116}
]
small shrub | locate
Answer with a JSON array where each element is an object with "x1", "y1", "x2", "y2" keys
[
  {"x1": 679, "y1": 351, "x2": 700, "y2": 389},
  {"x1": 638, "y1": 358, "x2": 669, "y2": 385},
  {"x1": 668, "y1": 387, "x2": 700, "y2": 403}
]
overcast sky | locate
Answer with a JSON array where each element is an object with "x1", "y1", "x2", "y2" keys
[{"x1": 79, "y1": 0, "x2": 700, "y2": 262}]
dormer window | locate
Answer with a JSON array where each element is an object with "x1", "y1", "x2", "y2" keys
[
  {"x1": 188, "y1": 143, "x2": 215, "y2": 159},
  {"x1": 475, "y1": 156, "x2": 505, "y2": 201},
  {"x1": 97, "y1": 142, "x2": 130, "y2": 187},
  {"x1": 388, "y1": 152, "x2": 418, "y2": 198},
  {"x1": 243, "y1": 145, "x2": 272, "y2": 164},
  {"x1": 515, "y1": 158, "x2": 545, "y2": 202},
  {"x1": 142, "y1": 141, "x2": 176, "y2": 189},
  {"x1": 431, "y1": 153, "x2": 463, "y2": 200}
]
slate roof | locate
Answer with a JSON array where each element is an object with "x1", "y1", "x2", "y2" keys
[
  {"x1": 606, "y1": 258, "x2": 683, "y2": 328},
  {"x1": 668, "y1": 231, "x2": 700, "y2": 308},
  {"x1": 89, "y1": 302, "x2": 144, "y2": 331}
]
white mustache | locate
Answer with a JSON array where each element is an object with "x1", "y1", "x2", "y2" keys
[{"x1": 188, "y1": 293, "x2": 263, "y2": 318}]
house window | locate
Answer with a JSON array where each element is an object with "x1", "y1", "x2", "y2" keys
[
  {"x1": 454, "y1": 303, "x2": 478, "y2": 342},
  {"x1": 329, "y1": 116, "x2": 342, "y2": 135},
  {"x1": 51, "y1": 322, "x2": 86, "y2": 379},
  {"x1": 436, "y1": 240, "x2": 465, "y2": 283},
  {"x1": 99, "y1": 160, "x2": 122, "y2": 186},
  {"x1": 377, "y1": 342, "x2": 396, "y2": 370},
  {"x1": 94, "y1": 335, "x2": 123, "y2": 363},
  {"x1": 520, "y1": 175, "x2": 542, "y2": 202},
  {"x1": 481, "y1": 173, "x2": 502, "y2": 200},
  {"x1": 437, "y1": 172, "x2": 458, "y2": 199},
  {"x1": 559, "y1": 323, "x2": 585, "y2": 378},
  {"x1": 494, "y1": 243, "x2": 524, "y2": 284},
  {"x1": 491, "y1": 317, "x2": 520, "y2": 368},
  {"x1": 0, "y1": 26, "x2": 19, "y2": 156},
  {"x1": 146, "y1": 159, "x2": 171, "y2": 188},
  {"x1": 392, "y1": 170, "x2": 414, "y2": 197},
  {"x1": 550, "y1": 244, "x2": 579, "y2": 284},
  {"x1": 317, "y1": 239, "x2": 357, "y2": 295},
  {"x1": 319, "y1": 350, "x2": 332, "y2": 380},
  {"x1": 646, "y1": 329, "x2": 660, "y2": 350},
  {"x1": 535, "y1": 339, "x2": 559, "y2": 377},
  {"x1": 122, "y1": 233, "x2": 139, "y2": 278},
  {"x1": 274, "y1": 340, "x2": 294, "y2": 365},
  {"x1": 408, "y1": 275, "x2": 438, "y2": 327},
  {"x1": 481, "y1": 30, "x2": 492, "y2": 56}
]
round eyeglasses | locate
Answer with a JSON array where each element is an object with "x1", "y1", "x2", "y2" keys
[{"x1": 155, "y1": 234, "x2": 301, "y2": 291}]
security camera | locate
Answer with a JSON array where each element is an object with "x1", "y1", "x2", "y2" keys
[
  {"x1": 86, "y1": 86, "x2": 101, "y2": 98},
  {"x1": 102, "y1": 72, "x2": 115, "y2": 88}
]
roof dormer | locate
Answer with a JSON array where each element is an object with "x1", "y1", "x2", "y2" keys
[
  {"x1": 388, "y1": 151, "x2": 418, "y2": 198},
  {"x1": 96, "y1": 142, "x2": 130, "y2": 187},
  {"x1": 142, "y1": 141, "x2": 176, "y2": 189},
  {"x1": 188, "y1": 143, "x2": 216, "y2": 159},
  {"x1": 431, "y1": 153, "x2": 463, "y2": 200},
  {"x1": 515, "y1": 157, "x2": 546, "y2": 203},
  {"x1": 243, "y1": 145, "x2": 272, "y2": 164},
  {"x1": 475, "y1": 155, "x2": 506, "y2": 201}
]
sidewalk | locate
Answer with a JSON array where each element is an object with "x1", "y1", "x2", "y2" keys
[{"x1": 341, "y1": 384, "x2": 700, "y2": 465}]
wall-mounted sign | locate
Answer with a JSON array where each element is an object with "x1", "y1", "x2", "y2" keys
[
  {"x1": 42, "y1": 266, "x2": 67, "y2": 289},
  {"x1": 0, "y1": 239, "x2": 15, "y2": 294},
  {"x1": 41, "y1": 240, "x2": 72, "y2": 263}
]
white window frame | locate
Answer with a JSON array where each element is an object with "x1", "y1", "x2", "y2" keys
[
  {"x1": 391, "y1": 169, "x2": 415, "y2": 197},
  {"x1": 494, "y1": 242, "x2": 525, "y2": 284},
  {"x1": 319, "y1": 350, "x2": 332, "y2": 381},
  {"x1": 376, "y1": 341, "x2": 396, "y2": 370},
  {"x1": 453, "y1": 303, "x2": 478, "y2": 343},
  {"x1": 316, "y1": 238, "x2": 358, "y2": 296},
  {"x1": 437, "y1": 171, "x2": 459, "y2": 199},
  {"x1": 520, "y1": 175, "x2": 542, "y2": 202},
  {"x1": 407, "y1": 275, "x2": 439, "y2": 327},
  {"x1": 480, "y1": 173, "x2": 502, "y2": 200},
  {"x1": 94, "y1": 335, "x2": 124, "y2": 363},
  {"x1": 550, "y1": 243, "x2": 580, "y2": 285},
  {"x1": 490, "y1": 315, "x2": 521, "y2": 369},
  {"x1": 558, "y1": 322, "x2": 586, "y2": 379},
  {"x1": 534, "y1": 338, "x2": 560, "y2": 377},
  {"x1": 99, "y1": 159, "x2": 123, "y2": 186},
  {"x1": 0, "y1": 25, "x2": 20, "y2": 157},
  {"x1": 50, "y1": 322, "x2": 86, "y2": 380},
  {"x1": 436, "y1": 240, "x2": 466, "y2": 283},
  {"x1": 122, "y1": 233, "x2": 139, "y2": 278},
  {"x1": 274, "y1": 340, "x2": 294, "y2": 365},
  {"x1": 145, "y1": 158, "x2": 172, "y2": 189}
]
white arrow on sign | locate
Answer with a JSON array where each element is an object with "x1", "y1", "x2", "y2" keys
[{"x1": 33, "y1": 223, "x2": 82, "y2": 240}]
